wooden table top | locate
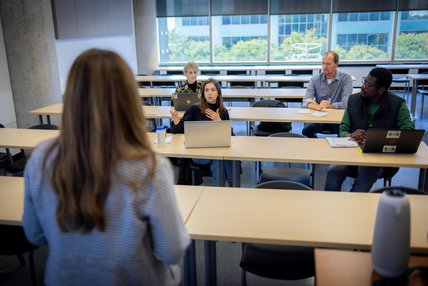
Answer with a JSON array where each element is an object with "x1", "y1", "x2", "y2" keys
[
  {"x1": 315, "y1": 248, "x2": 428, "y2": 286},
  {"x1": 224, "y1": 136, "x2": 428, "y2": 168},
  {"x1": 135, "y1": 74, "x2": 314, "y2": 83},
  {"x1": 156, "y1": 65, "x2": 322, "y2": 72},
  {"x1": 0, "y1": 176, "x2": 202, "y2": 226},
  {"x1": 185, "y1": 187, "x2": 428, "y2": 252},
  {"x1": 407, "y1": 74, "x2": 428, "y2": 80},
  {"x1": 30, "y1": 103, "x2": 344, "y2": 124},
  {"x1": 377, "y1": 64, "x2": 428, "y2": 70}
]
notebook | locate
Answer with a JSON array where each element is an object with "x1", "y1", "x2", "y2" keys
[
  {"x1": 172, "y1": 93, "x2": 201, "y2": 111},
  {"x1": 358, "y1": 129, "x2": 425, "y2": 153},
  {"x1": 184, "y1": 120, "x2": 232, "y2": 148}
]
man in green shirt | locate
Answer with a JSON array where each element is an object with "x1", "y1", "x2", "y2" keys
[{"x1": 325, "y1": 67, "x2": 414, "y2": 192}]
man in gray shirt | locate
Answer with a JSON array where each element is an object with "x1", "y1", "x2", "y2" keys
[{"x1": 301, "y1": 51, "x2": 353, "y2": 138}]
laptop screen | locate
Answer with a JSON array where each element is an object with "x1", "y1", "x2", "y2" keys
[
  {"x1": 172, "y1": 93, "x2": 201, "y2": 111},
  {"x1": 184, "y1": 120, "x2": 232, "y2": 148},
  {"x1": 359, "y1": 129, "x2": 425, "y2": 153}
]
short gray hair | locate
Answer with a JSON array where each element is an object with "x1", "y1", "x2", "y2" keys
[{"x1": 324, "y1": 51, "x2": 339, "y2": 63}]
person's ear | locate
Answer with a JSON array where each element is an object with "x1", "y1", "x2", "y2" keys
[{"x1": 378, "y1": 87, "x2": 386, "y2": 95}]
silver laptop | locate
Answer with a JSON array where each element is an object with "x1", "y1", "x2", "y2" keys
[
  {"x1": 184, "y1": 120, "x2": 232, "y2": 148},
  {"x1": 358, "y1": 129, "x2": 425, "y2": 153},
  {"x1": 172, "y1": 93, "x2": 201, "y2": 111}
]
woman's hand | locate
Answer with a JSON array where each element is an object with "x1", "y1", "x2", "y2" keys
[
  {"x1": 170, "y1": 108, "x2": 180, "y2": 125},
  {"x1": 205, "y1": 108, "x2": 221, "y2": 121}
]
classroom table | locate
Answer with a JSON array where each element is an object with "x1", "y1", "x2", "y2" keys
[
  {"x1": 0, "y1": 176, "x2": 202, "y2": 226},
  {"x1": 377, "y1": 64, "x2": 428, "y2": 70},
  {"x1": 224, "y1": 136, "x2": 428, "y2": 191},
  {"x1": 30, "y1": 103, "x2": 344, "y2": 125},
  {"x1": 186, "y1": 187, "x2": 428, "y2": 285},
  {"x1": 135, "y1": 74, "x2": 314, "y2": 88},
  {"x1": 315, "y1": 248, "x2": 428, "y2": 286},
  {"x1": 407, "y1": 73, "x2": 428, "y2": 119},
  {"x1": 156, "y1": 64, "x2": 322, "y2": 74}
]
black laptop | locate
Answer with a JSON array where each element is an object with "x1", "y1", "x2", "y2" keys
[
  {"x1": 172, "y1": 93, "x2": 201, "y2": 111},
  {"x1": 358, "y1": 129, "x2": 425, "y2": 153}
]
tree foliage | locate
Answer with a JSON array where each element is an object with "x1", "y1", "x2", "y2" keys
[
  {"x1": 214, "y1": 39, "x2": 267, "y2": 62},
  {"x1": 395, "y1": 32, "x2": 428, "y2": 59},
  {"x1": 168, "y1": 30, "x2": 210, "y2": 62}
]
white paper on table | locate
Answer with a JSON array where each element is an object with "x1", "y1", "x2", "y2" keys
[
  {"x1": 297, "y1": 108, "x2": 311, "y2": 114},
  {"x1": 312, "y1": 111, "x2": 329, "y2": 117},
  {"x1": 154, "y1": 134, "x2": 173, "y2": 144},
  {"x1": 326, "y1": 137, "x2": 358, "y2": 148}
]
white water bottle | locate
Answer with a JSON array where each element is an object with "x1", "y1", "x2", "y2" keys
[
  {"x1": 371, "y1": 189, "x2": 410, "y2": 278},
  {"x1": 156, "y1": 126, "x2": 166, "y2": 146}
]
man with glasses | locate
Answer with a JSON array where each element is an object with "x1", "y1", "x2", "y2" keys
[
  {"x1": 325, "y1": 67, "x2": 415, "y2": 193},
  {"x1": 301, "y1": 51, "x2": 353, "y2": 138}
]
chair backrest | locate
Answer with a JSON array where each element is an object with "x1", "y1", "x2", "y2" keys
[
  {"x1": 256, "y1": 180, "x2": 312, "y2": 191},
  {"x1": 29, "y1": 124, "x2": 59, "y2": 130},
  {"x1": 370, "y1": 186, "x2": 426, "y2": 195},
  {"x1": 268, "y1": 132, "x2": 306, "y2": 138},
  {"x1": 252, "y1": 99, "x2": 287, "y2": 108}
]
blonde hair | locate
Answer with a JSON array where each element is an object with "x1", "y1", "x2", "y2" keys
[
  {"x1": 183, "y1": 62, "x2": 199, "y2": 74},
  {"x1": 44, "y1": 49, "x2": 156, "y2": 232}
]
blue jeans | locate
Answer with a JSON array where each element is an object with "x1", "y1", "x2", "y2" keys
[
  {"x1": 302, "y1": 123, "x2": 339, "y2": 138},
  {"x1": 192, "y1": 159, "x2": 233, "y2": 186},
  {"x1": 324, "y1": 165, "x2": 384, "y2": 192}
]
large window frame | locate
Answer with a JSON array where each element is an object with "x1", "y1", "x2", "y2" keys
[{"x1": 156, "y1": 0, "x2": 428, "y2": 65}]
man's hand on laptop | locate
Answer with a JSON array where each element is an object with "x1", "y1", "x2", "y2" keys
[
  {"x1": 205, "y1": 108, "x2": 221, "y2": 121},
  {"x1": 350, "y1": 129, "x2": 366, "y2": 143}
]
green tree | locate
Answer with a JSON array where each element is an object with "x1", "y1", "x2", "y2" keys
[
  {"x1": 344, "y1": 45, "x2": 388, "y2": 60},
  {"x1": 168, "y1": 30, "x2": 210, "y2": 62},
  {"x1": 395, "y1": 32, "x2": 428, "y2": 59},
  {"x1": 215, "y1": 39, "x2": 267, "y2": 62},
  {"x1": 272, "y1": 29, "x2": 327, "y2": 61}
]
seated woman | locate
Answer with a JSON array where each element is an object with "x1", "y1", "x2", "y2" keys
[
  {"x1": 22, "y1": 49, "x2": 190, "y2": 285},
  {"x1": 170, "y1": 78, "x2": 233, "y2": 186},
  {"x1": 175, "y1": 61, "x2": 203, "y2": 94}
]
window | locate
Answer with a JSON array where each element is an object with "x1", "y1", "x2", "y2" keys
[
  {"x1": 157, "y1": 17, "x2": 210, "y2": 63},
  {"x1": 394, "y1": 10, "x2": 428, "y2": 60},
  {"x1": 331, "y1": 12, "x2": 393, "y2": 60},
  {"x1": 212, "y1": 15, "x2": 268, "y2": 62},
  {"x1": 271, "y1": 13, "x2": 328, "y2": 62}
]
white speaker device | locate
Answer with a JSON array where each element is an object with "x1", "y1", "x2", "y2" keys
[{"x1": 371, "y1": 189, "x2": 410, "y2": 278}]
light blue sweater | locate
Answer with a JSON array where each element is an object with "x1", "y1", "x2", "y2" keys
[{"x1": 23, "y1": 140, "x2": 190, "y2": 285}]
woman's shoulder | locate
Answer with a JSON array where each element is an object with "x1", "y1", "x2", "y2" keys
[{"x1": 27, "y1": 139, "x2": 57, "y2": 168}]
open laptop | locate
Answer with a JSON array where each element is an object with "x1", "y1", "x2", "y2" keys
[
  {"x1": 359, "y1": 129, "x2": 425, "y2": 153},
  {"x1": 184, "y1": 120, "x2": 232, "y2": 148},
  {"x1": 172, "y1": 93, "x2": 201, "y2": 111}
]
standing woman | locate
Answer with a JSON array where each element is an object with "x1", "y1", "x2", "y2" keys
[
  {"x1": 170, "y1": 78, "x2": 233, "y2": 186},
  {"x1": 23, "y1": 49, "x2": 190, "y2": 285}
]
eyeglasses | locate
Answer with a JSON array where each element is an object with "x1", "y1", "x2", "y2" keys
[{"x1": 362, "y1": 77, "x2": 377, "y2": 88}]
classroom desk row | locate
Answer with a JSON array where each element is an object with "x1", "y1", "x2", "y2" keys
[
  {"x1": 156, "y1": 64, "x2": 322, "y2": 74},
  {"x1": 1, "y1": 177, "x2": 428, "y2": 286},
  {"x1": 1, "y1": 129, "x2": 428, "y2": 192},
  {"x1": 30, "y1": 103, "x2": 345, "y2": 125}
]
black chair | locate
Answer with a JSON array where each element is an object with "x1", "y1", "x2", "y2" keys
[
  {"x1": 240, "y1": 180, "x2": 315, "y2": 285},
  {"x1": 0, "y1": 225, "x2": 38, "y2": 286},
  {"x1": 0, "y1": 124, "x2": 11, "y2": 174},
  {"x1": 5, "y1": 124, "x2": 59, "y2": 176},
  {"x1": 370, "y1": 185, "x2": 426, "y2": 195},
  {"x1": 258, "y1": 132, "x2": 313, "y2": 187},
  {"x1": 349, "y1": 167, "x2": 399, "y2": 188},
  {"x1": 390, "y1": 68, "x2": 410, "y2": 101},
  {"x1": 142, "y1": 101, "x2": 157, "y2": 132},
  {"x1": 251, "y1": 100, "x2": 292, "y2": 137}
]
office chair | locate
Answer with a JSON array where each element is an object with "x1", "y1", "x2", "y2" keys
[
  {"x1": 0, "y1": 225, "x2": 39, "y2": 286},
  {"x1": 240, "y1": 180, "x2": 315, "y2": 285},
  {"x1": 258, "y1": 132, "x2": 313, "y2": 187},
  {"x1": 390, "y1": 68, "x2": 410, "y2": 101},
  {"x1": 251, "y1": 100, "x2": 292, "y2": 137},
  {"x1": 349, "y1": 167, "x2": 399, "y2": 188},
  {"x1": 370, "y1": 185, "x2": 426, "y2": 195}
]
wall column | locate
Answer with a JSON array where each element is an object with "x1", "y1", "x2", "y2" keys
[
  {"x1": 133, "y1": 0, "x2": 159, "y2": 75},
  {"x1": 0, "y1": 0, "x2": 61, "y2": 128}
]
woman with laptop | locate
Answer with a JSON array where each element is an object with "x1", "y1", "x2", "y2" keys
[
  {"x1": 175, "y1": 62, "x2": 203, "y2": 95},
  {"x1": 22, "y1": 49, "x2": 190, "y2": 285},
  {"x1": 171, "y1": 78, "x2": 234, "y2": 186}
]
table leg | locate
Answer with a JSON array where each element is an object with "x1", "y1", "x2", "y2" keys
[
  {"x1": 183, "y1": 240, "x2": 197, "y2": 286},
  {"x1": 232, "y1": 160, "x2": 241, "y2": 187},
  {"x1": 418, "y1": 168, "x2": 427, "y2": 193},
  {"x1": 47, "y1": 115, "x2": 51, "y2": 125},
  {"x1": 410, "y1": 79, "x2": 417, "y2": 120},
  {"x1": 38, "y1": 115, "x2": 44, "y2": 125},
  {"x1": 217, "y1": 160, "x2": 224, "y2": 187},
  {"x1": 204, "y1": 241, "x2": 217, "y2": 286}
]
